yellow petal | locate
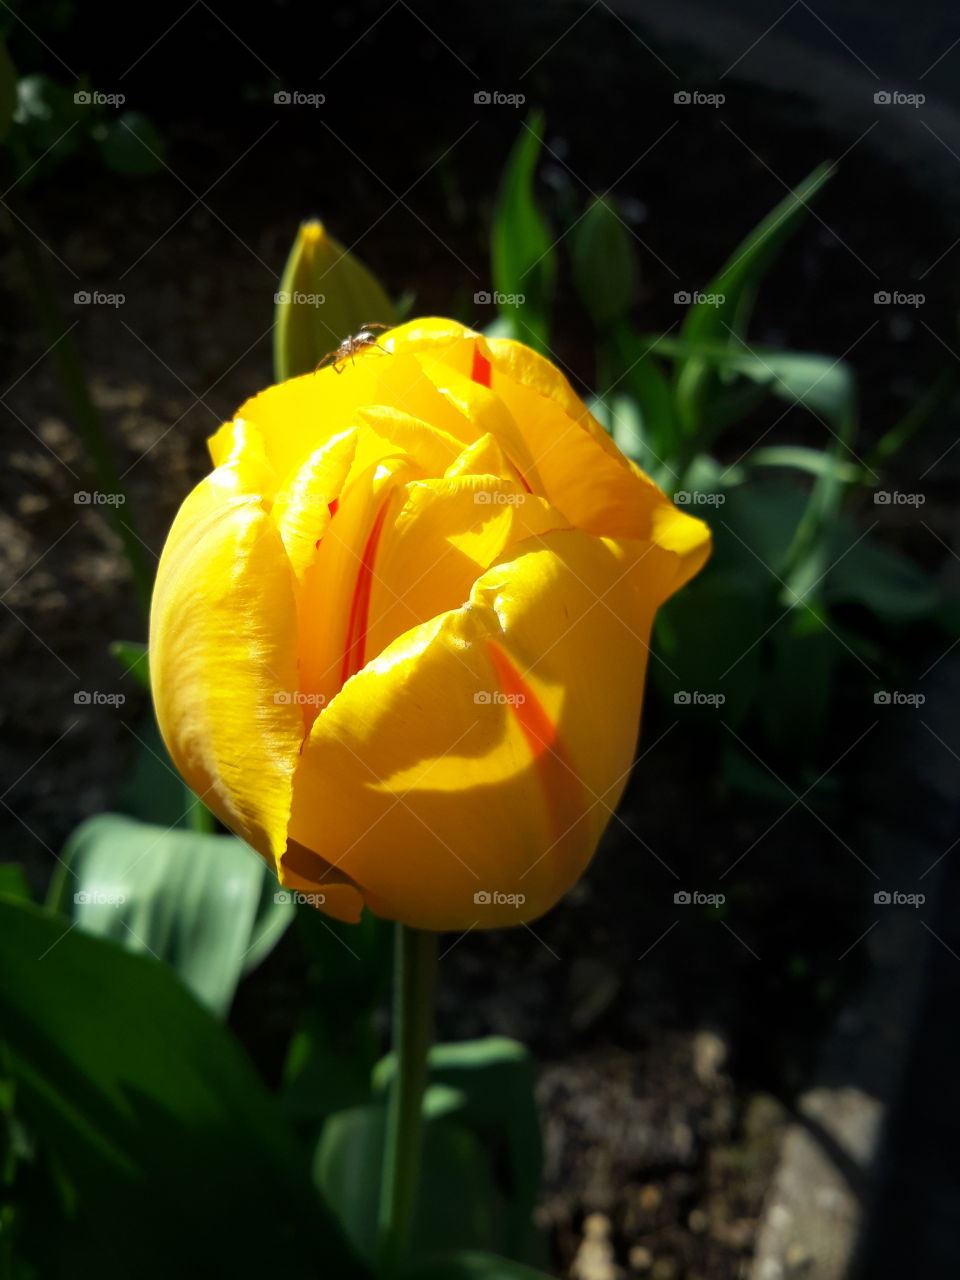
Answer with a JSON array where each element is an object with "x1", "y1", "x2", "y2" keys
[
  {"x1": 364, "y1": 474, "x2": 568, "y2": 660},
  {"x1": 149, "y1": 434, "x2": 302, "y2": 866},
  {"x1": 286, "y1": 528, "x2": 660, "y2": 931}
]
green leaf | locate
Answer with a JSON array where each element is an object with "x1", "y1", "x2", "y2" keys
[
  {"x1": 713, "y1": 478, "x2": 809, "y2": 582},
  {"x1": 603, "y1": 322, "x2": 679, "y2": 466},
  {"x1": 653, "y1": 571, "x2": 766, "y2": 725},
  {"x1": 116, "y1": 714, "x2": 193, "y2": 827},
  {"x1": 374, "y1": 1037, "x2": 543, "y2": 1260},
  {"x1": 12, "y1": 75, "x2": 84, "y2": 170},
  {"x1": 0, "y1": 897, "x2": 368, "y2": 1279},
  {"x1": 0, "y1": 862, "x2": 30, "y2": 901},
  {"x1": 674, "y1": 162, "x2": 834, "y2": 434},
  {"x1": 97, "y1": 110, "x2": 166, "y2": 175},
  {"x1": 109, "y1": 639, "x2": 149, "y2": 690},
  {"x1": 646, "y1": 336, "x2": 856, "y2": 439},
  {"x1": 0, "y1": 39, "x2": 17, "y2": 144},
  {"x1": 824, "y1": 531, "x2": 939, "y2": 620},
  {"x1": 491, "y1": 111, "x2": 555, "y2": 354},
  {"x1": 747, "y1": 445, "x2": 861, "y2": 483},
  {"x1": 315, "y1": 1104, "x2": 503, "y2": 1267},
  {"x1": 282, "y1": 907, "x2": 391, "y2": 1130},
  {"x1": 51, "y1": 813, "x2": 293, "y2": 1017},
  {"x1": 571, "y1": 197, "x2": 638, "y2": 330},
  {"x1": 402, "y1": 1252, "x2": 556, "y2": 1280},
  {"x1": 759, "y1": 606, "x2": 838, "y2": 753}
]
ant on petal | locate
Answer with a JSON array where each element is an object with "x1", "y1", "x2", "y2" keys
[{"x1": 316, "y1": 323, "x2": 392, "y2": 374}]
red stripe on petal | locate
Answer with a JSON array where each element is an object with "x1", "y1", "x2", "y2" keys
[
  {"x1": 471, "y1": 346, "x2": 492, "y2": 387},
  {"x1": 340, "y1": 501, "x2": 390, "y2": 687}
]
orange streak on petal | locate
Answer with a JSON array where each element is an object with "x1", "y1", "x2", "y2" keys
[
  {"x1": 471, "y1": 346, "x2": 492, "y2": 387},
  {"x1": 485, "y1": 639, "x2": 586, "y2": 862},
  {"x1": 340, "y1": 500, "x2": 389, "y2": 686}
]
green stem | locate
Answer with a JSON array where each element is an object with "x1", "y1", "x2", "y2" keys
[
  {"x1": 5, "y1": 204, "x2": 154, "y2": 616},
  {"x1": 377, "y1": 923, "x2": 437, "y2": 1276}
]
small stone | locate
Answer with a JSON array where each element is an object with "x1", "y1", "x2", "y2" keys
[
  {"x1": 688, "y1": 1207, "x2": 709, "y2": 1233},
  {"x1": 628, "y1": 1245, "x2": 653, "y2": 1272},
  {"x1": 692, "y1": 1029, "x2": 727, "y2": 1084},
  {"x1": 786, "y1": 1242, "x2": 813, "y2": 1272},
  {"x1": 638, "y1": 1183, "x2": 662, "y2": 1212}
]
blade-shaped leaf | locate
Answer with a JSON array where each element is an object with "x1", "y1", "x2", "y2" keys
[
  {"x1": 315, "y1": 1104, "x2": 503, "y2": 1267},
  {"x1": 491, "y1": 111, "x2": 555, "y2": 354},
  {"x1": 674, "y1": 162, "x2": 834, "y2": 435},
  {"x1": 0, "y1": 897, "x2": 368, "y2": 1279},
  {"x1": 50, "y1": 813, "x2": 293, "y2": 1017},
  {"x1": 374, "y1": 1037, "x2": 542, "y2": 1259}
]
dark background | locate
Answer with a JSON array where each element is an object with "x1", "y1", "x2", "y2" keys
[{"x1": 2, "y1": 2, "x2": 959, "y2": 1276}]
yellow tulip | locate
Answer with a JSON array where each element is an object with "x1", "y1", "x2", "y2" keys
[{"x1": 150, "y1": 319, "x2": 710, "y2": 931}]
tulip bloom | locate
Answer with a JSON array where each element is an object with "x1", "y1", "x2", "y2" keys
[{"x1": 150, "y1": 319, "x2": 710, "y2": 930}]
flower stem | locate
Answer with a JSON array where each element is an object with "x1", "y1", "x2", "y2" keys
[{"x1": 377, "y1": 923, "x2": 436, "y2": 1276}]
